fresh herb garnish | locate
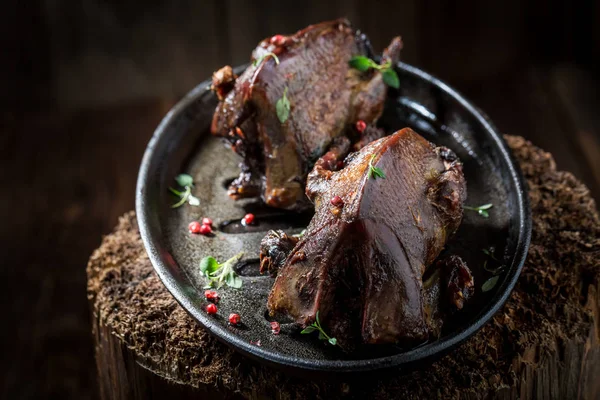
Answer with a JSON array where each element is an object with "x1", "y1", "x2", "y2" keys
[
  {"x1": 292, "y1": 229, "x2": 307, "y2": 239},
  {"x1": 200, "y1": 252, "x2": 244, "y2": 289},
  {"x1": 276, "y1": 87, "x2": 291, "y2": 123},
  {"x1": 175, "y1": 174, "x2": 194, "y2": 187},
  {"x1": 253, "y1": 52, "x2": 280, "y2": 67},
  {"x1": 482, "y1": 247, "x2": 500, "y2": 262},
  {"x1": 301, "y1": 311, "x2": 337, "y2": 345},
  {"x1": 348, "y1": 56, "x2": 400, "y2": 89},
  {"x1": 368, "y1": 154, "x2": 386, "y2": 180},
  {"x1": 481, "y1": 276, "x2": 499, "y2": 292},
  {"x1": 464, "y1": 203, "x2": 493, "y2": 218},
  {"x1": 169, "y1": 174, "x2": 200, "y2": 208},
  {"x1": 482, "y1": 247, "x2": 505, "y2": 286}
]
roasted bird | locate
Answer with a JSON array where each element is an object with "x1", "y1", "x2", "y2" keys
[
  {"x1": 260, "y1": 128, "x2": 474, "y2": 346},
  {"x1": 211, "y1": 18, "x2": 402, "y2": 210}
]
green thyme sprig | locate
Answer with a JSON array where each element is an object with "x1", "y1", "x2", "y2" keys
[
  {"x1": 276, "y1": 87, "x2": 291, "y2": 123},
  {"x1": 200, "y1": 252, "x2": 244, "y2": 289},
  {"x1": 301, "y1": 311, "x2": 337, "y2": 345},
  {"x1": 349, "y1": 56, "x2": 400, "y2": 89},
  {"x1": 368, "y1": 154, "x2": 386, "y2": 180},
  {"x1": 464, "y1": 203, "x2": 493, "y2": 218},
  {"x1": 292, "y1": 229, "x2": 307, "y2": 239},
  {"x1": 481, "y1": 247, "x2": 505, "y2": 292},
  {"x1": 253, "y1": 52, "x2": 280, "y2": 67},
  {"x1": 169, "y1": 174, "x2": 200, "y2": 208}
]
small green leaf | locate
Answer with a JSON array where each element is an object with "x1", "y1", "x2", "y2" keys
[
  {"x1": 349, "y1": 56, "x2": 374, "y2": 72},
  {"x1": 187, "y1": 194, "x2": 200, "y2": 206},
  {"x1": 328, "y1": 337, "x2": 337, "y2": 345},
  {"x1": 276, "y1": 87, "x2": 290, "y2": 123},
  {"x1": 371, "y1": 166, "x2": 386, "y2": 179},
  {"x1": 200, "y1": 256, "x2": 219, "y2": 276},
  {"x1": 464, "y1": 204, "x2": 493, "y2": 218},
  {"x1": 368, "y1": 154, "x2": 386, "y2": 180},
  {"x1": 229, "y1": 275, "x2": 243, "y2": 289},
  {"x1": 301, "y1": 325, "x2": 317, "y2": 334},
  {"x1": 482, "y1": 276, "x2": 500, "y2": 292},
  {"x1": 381, "y1": 68, "x2": 400, "y2": 89},
  {"x1": 318, "y1": 331, "x2": 326, "y2": 340},
  {"x1": 176, "y1": 174, "x2": 194, "y2": 187}
]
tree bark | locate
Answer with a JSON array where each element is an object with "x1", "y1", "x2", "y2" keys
[{"x1": 87, "y1": 135, "x2": 600, "y2": 399}]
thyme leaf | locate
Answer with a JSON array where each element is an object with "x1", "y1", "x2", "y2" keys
[
  {"x1": 349, "y1": 56, "x2": 400, "y2": 88},
  {"x1": 169, "y1": 174, "x2": 200, "y2": 208},
  {"x1": 301, "y1": 311, "x2": 337, "y2": 345},
  {"x1": 482, "y1": 276, "x2": 499, "y2": 292},
  {"x1": 464, "y1": 203, "x2": 493, "y2": 218},
  {"x1": 276, "y1": 87, "x2": 290, "y2": 123},
  {"x1": 200, "y1": 252, "x2": 244, "y2": 289},
  {"x1": 368, "y1": 154, "x2": 386, "y2": 180}
]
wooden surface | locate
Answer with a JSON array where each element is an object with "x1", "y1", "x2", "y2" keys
[
  {"x1": 0, "y1": 100, "x2": 174, "y2": 399},
  {"x1": 1, "y1": 67, "x2": 600, "y2": 398},
  {"x1": 3, "y1": 0, "x2": 598, "y2": 110},
  {"x1": 87, "y1": 136, "x2": 600, "y2": 399}
]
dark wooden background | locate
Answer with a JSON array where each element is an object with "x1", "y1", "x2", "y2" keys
[{"x1": 1, "y1": 1, "x2": 599, "y2": 398}]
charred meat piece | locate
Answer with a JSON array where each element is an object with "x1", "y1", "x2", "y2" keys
[
  {"x1": 259, "y1": 230, "x2": 300, "y2": 277},
  {"x1": 211, "y1": 19, "x2": 402, "y2": 210},
  {"x1": 262, "y1": 128, "x2": 473, "y2": 346}
]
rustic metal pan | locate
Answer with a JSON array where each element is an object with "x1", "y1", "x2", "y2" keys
[{"x1": 136, "y1": 62, "x2": 531, "y2": 375}]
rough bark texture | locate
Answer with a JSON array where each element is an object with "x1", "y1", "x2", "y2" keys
[{"x1": 87, "y1": 135, "x2": 600, "y2": 399}]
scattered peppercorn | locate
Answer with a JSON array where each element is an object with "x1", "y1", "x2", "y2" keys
[
  {"x1": 188, "y1": 221, "x2": 201, "y2": 234},
  {"x1": 355, "y1": 120, "x2": 367, "y2": 133},
  {"x1": 206, "y1": 303, "x2": 218, "y2": 314},
  {"x1": 242, "y1": 213, "x2": 255, "y2": 226},
  {"x1": 270, "y1": 34, "x2": 285, "y2": 46},
  {"x1": 229, "y1": 313, "x2": 241, "y2": 325},
  {"x1": 204, "y1": 290, "x2": 219, "y2": 302},
  {"x1": 330, "y1": 195, "x2": 344, "y2": 207},
  {"x1": 270, "y1": 321, "x2": 281, "y2": 335},
  {"x1": 199, "y1": 224, "x2": 212, "y2": 235},
  {"x1": 202, "y1": 217, "x2": 213, "y2": 226}
]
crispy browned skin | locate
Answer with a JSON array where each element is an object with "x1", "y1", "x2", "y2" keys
[
  {"x1": 261, "y1": 128, "x2": 473, "y2": 346},
  {"x1": 211, "y1": 19, "x2": 402, "y2": 210}
]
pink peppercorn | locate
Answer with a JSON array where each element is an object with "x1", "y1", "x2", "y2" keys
[
  {"x1": 199, "y1": 224, "x2": 212, "y2": 235},
  {"x1": 330, "y1": 195, "x2": 344, "y2": 207},
  {"x1": 355, "y1": 120, "x2": 367, "y2": 133},
  {"x1": 206, "y1": 303, "x2": 217, "y2": 314},
  {"x1": 188, "y1": 221, "x2": 201, "y2": 234},
  {"x1": 229, "y1": 313, "x2": 241, "y2": 325},
  {"x1": 242, "y1": 213, "x2": 255, "y2": 226},
  {"x1": 270, "y1": 34, "x2": 286, "y2": 46},
  {"x1": 270, "y1": 321, "x2": 281, "y2": 335},
  {"x1": 204, "y1": 290, "x2": 219, "y2": 302}
]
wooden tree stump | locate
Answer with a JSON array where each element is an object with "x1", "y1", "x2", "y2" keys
[{"x1": 87, "y1": 136, "x2": 600, "y2": 399}]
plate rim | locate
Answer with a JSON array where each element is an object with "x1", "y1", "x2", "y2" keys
[{"x1": 136, "y1": 62, "x2": 532, "y2": 373}]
